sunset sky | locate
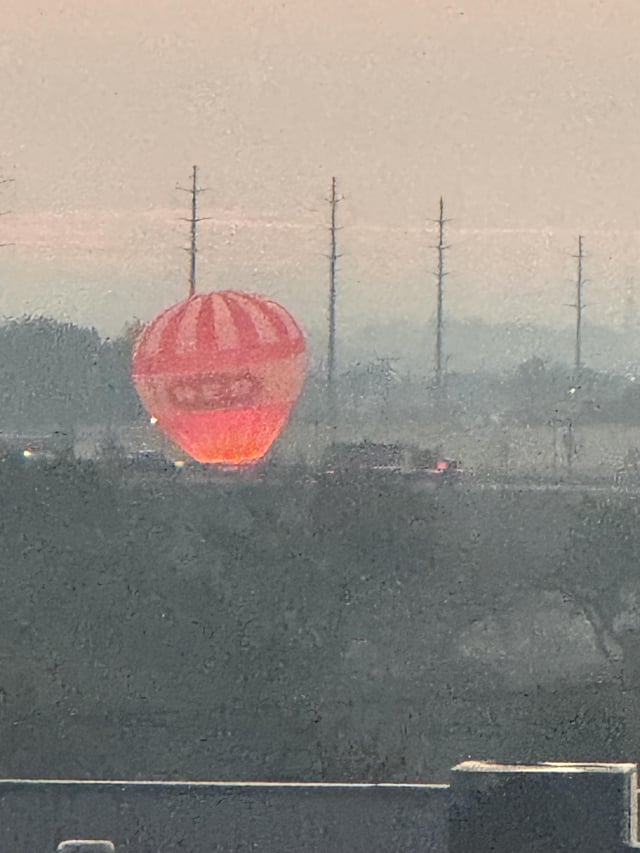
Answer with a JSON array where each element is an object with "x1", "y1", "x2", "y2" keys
[{"x1": 2, "y1": 0, "x2": 640, "y2": 341}]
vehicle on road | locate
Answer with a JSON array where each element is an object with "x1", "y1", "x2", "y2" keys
[
  {"x1": 0, "y1": 431, "x2": 74, "y2": 467},
  {"x1": 320, "y1": 441, "x2": 404, "y2": 478},
  {"x1": 423, "y1": 458, "x2": 464, "y2": 480}
]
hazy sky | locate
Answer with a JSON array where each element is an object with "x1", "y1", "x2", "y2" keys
[{"x1": 2, "y1": 0, "x2": 640, "y2": 341}]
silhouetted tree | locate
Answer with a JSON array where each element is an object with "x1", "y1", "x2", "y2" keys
[
  {"x1": 546, "y1": 495, "x2": 640, "y2": 757},
  {"x1": 0, "y1": 316, "x2": 142, "y2": 433}
]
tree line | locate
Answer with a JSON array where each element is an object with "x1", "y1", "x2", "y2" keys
[
  {"x1": 2, "y1": 316, "x2": 640, "y2": 438},
  {"x1": 0, "y1": 316, "x2": 142, "y2": 433}
]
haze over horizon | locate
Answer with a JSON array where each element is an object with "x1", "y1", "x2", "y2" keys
[{"x1": 2, "y1": 0, "x2": 640, "y2": 340}]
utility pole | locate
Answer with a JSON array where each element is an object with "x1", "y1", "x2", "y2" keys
[
  {"x1": 574, "y1": 234, "x2": 585, "y2": 375},
  {"x1": 177, "y1": 165, "x2": 209, "y2": 297},
  {"x1": 430, "y1": 196, "x2": 449, "y2": 393},
  {"x1": 188, "y1": 165, "x2": 198, "y2": 296},
  {"x1": 327, "y1": 176, "x2": 341, "y2": 424}
]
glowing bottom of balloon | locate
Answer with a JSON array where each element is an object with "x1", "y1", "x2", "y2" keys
[{"x1": 158, "y1": 402, "x2": 293, "y2": 465}]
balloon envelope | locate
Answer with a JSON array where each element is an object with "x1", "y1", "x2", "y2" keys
[{"x1": 131, "y1": 291, "x2": 308, "y2": 465}]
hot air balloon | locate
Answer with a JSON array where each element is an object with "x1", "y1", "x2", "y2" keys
[{"x1": 131, "y1": 290, "x2": 308, "y2": 466}]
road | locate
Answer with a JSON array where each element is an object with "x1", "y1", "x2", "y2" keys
[{"x1": 119, "y1": 466, "x2": 632, "y2": 497}]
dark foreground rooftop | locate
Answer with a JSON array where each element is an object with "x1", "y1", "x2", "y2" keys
[{"x1": 4, "y1": 760, "x2": 640, "y2": 852}]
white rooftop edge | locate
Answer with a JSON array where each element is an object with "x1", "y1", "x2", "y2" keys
[
  {"x1": 454, "y1": 761, "x2": 638, "y2": 774},
  {"x1": 0, "y1": 778, "x2": 449, "y2": 790}
]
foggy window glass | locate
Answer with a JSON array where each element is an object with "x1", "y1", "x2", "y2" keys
[{"x1": 2, "y1": 1, "x2": 640, "y2": 850}]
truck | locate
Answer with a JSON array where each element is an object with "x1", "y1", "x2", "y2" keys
[{"x1": 320, "y1": 441, "x2": 463, "y2": 483}]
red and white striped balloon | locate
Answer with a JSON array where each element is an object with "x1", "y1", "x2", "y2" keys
[{"x1": 131, "y1": 291, "x2": 308, "y2": 465}]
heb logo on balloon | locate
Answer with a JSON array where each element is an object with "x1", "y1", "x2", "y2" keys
[
  {"x1": 131, "y1": 290, "x2": 308, "y2": 466},
  {"x1": 165, "y1": 372, "x2": 263, "y2": 411}
]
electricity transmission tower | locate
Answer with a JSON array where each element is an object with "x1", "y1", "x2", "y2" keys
[
  {"x1": 429, "y1": 196, "x2": 450, "y2": 392},
  {"x1": 326, "y1": 176, "x2": 342, "y2": 423},
  {"x1": 572, "y1": 235, "x2": 585, "y2": 375},
  {"x1": 177, "y1": 165, "x2": 210, "y2": 297}
]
